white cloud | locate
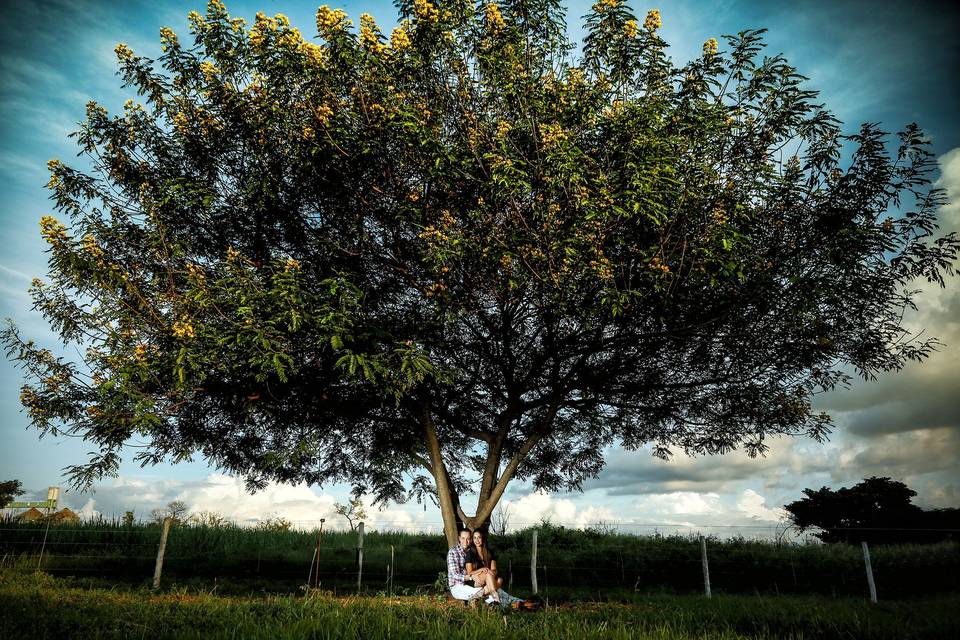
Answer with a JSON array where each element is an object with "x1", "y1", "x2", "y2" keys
[
  {"x1": 498, "y1": 491, "x2": 617, "y2": 530},
  {"x1": 49, "y1": 473, "x2": 440, "y2": 531},
  {"x1": 643, "y1": 492, "x2": 722, "y2": 516},
  {"x1": 736, "y1": 489, "x2": 786, "y2": 522}
]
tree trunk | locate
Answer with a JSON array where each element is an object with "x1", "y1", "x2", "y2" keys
[{"x1": 422, "y1": 407, "x2": 463, "y2": 549}]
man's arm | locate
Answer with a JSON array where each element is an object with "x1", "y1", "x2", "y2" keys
[{"x1": 446, "y1": 549, "x2": 465, "y2": 584}]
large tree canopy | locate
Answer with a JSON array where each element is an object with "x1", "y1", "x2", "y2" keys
[{"x1": 4, "y1": 0, "x2": 957, "y2": 545}]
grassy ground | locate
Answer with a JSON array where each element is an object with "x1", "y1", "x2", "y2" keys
[{"x1": 1, "y1": 570, "x2": 958, "y2": 639}]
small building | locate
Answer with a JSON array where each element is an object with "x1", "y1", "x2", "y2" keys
[
  {"x1": 17, "y1": 507, "x2": 45, "y2": 522},
  {"x1": 51, "y1": 508, "x2": 80, "y2": 524}
]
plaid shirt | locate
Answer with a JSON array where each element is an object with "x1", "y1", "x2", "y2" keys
[{"x1": 446, "y1": 545, "x2": 467, "y2": 588}]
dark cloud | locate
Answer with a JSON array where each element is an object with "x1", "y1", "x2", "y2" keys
[
  {"x1": 846, "y1": 427, "x2": 960, "y2": 479},
  {"x1": 581, "y1": 441, "x2": 835, "y2": 496}
]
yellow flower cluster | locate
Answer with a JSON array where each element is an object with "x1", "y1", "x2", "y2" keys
[
  {"x1": 413, "y1": 0, "x2": 440, "y2": 23},
  {"x1": 173, "y1": 111, "x2": 190, "y2": 135},
  {"x1": 649, "y1": 255, "x2": 670, "y2": 274},
  {"x1": 172, "y1": 318, "x2": 196, "y2": 339},
  {"x1": 284, "y1": 257, "x2": 301, "y2": 272},
  {"x1": 360, "y1": 13, "x2": 388, "y2": 54},
  {"x1": 703, "y1": 37, "x2": 718, "y2": 56},
  {"x1": 644, "y1": 9, "x2": 661, "y2": 32},
  {"x1": 279, "y1": 27, "x2": 305, "y2": 49},
  {"x1": 303, "y1": 126, "x2": 316, "y2": 140},
  {"x1": 712, "y1": 206, "x2": 728, "y2": 225},
  {"x1": 592, "y1": 0, "x2": 620, "y2": 13},
  {"x1": 316, "y1": 5, "x2": 349, "y2": 33},
  {"x1": 624, "y1": 20, "x2": 638, "y2": 38},
  {"x1": 315, "y1": 104, "x2": 334, "y2": 126},
  {"x1": 226, "y1": 247, "x2": 241, "y2": 262},
  {"x1": 82, "y1": 234, "x2": 105, "y2": 260},
  {"x1": 495, "y1": 120, "x2": 512, "y2": 138},
  {"x1": 485, "y1": 3, "x2": 505, "y2": 32},
  {"x1": 250, "y1": 12, "x2": 275, "y2": 48},
  {"x1": 391, "y1": 25, "x2": 411, "y2": 51},
  {"x1": 185, "y1": 262, "x2": 205, "y2": 282},
  {"x1": 590, "y1": 257, "x2": 613, "y2": 281},
  {"x1": 46, "y1": 159, "x2": 63, "y2": 189},
  {"x1": 134, "y1": 344, "x2": 149, "y2": 361},
  {"x1": 39, "y1": 216, "x2": 68, "y2": 245},
  {"x1": 301, "y1": 41, "x2": 327, "y2": 67},
  {"x1": 114, "y1": 43, "x2": 134, "y2": 61},
  {"x1": 539, "y1": 122, "x2": 567, "y2": 147},
  {"x1": 199, "y1": 61, "x2": 219, "y2": 81},
  {"x1": 159, "y1": 27, "x2": 178, "y2": 52}
]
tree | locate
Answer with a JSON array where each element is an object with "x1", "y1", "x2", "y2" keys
[
  {"x1": 784, "y1": 477, "x2": 960, "y2": 544},
  {"x1": 490, "y1": 502, "x2": 512, "y2": 536},
  {"x1": 150, "y1": 499, "x2": 188, "y2": 523},
  {"x1": 334, "y1": 496, "x2": 368, "y2": 531},
  {"x1": 188, "y1": 510, "x2": 230, "y2": 527},
  {"x1": 3, "y1": 0, "x2": 957, "y2": 547},
  {"x1": 0, "y1": 480, "x2": 24, "y2": 509}
]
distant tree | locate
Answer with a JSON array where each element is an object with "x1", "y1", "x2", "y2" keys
[
  {"x1": 0, "y1": 480, "x2": 24, "y2": 509},
  {"x1": 784, "y1": 476, "x2": 959, "y2": 544},
  {"x1": 334, "y1": 497, "x2": 367, "y2": 531},
  {"x1": 255, "y1": 515, "x2": 292, "y2": 531},
  {"x1": 490, "y1": 502, "x2": 512, "y2": 536},
  {"x1": 3, "y1": 1, "x2": 958, "y2": 548},
  {"x1": 150, "y1": 499, "x2": 189, "y2": 523},
  {"x1": 188, "y1": 510, "x2": 230, "y2": 527}
]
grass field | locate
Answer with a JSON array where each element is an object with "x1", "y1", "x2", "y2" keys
[
  {"x1": 2, "y1": 519, "x2": 957, "y2": 598},
  {"x1": 1, "y1": 569, "x2": 958, "y2": 640}
]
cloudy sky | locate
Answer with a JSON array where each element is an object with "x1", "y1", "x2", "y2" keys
[{"x1": 1, "y1": 0, "x2": 958, "y2": 536}]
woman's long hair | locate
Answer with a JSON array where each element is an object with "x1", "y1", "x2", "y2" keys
[{"x1": 471, "y1": 529, "x2": 492, "y2": 567}]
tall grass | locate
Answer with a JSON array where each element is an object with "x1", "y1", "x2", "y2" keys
[{"x1": 1, "y1": 519, "x2": 957, "y2": 598}]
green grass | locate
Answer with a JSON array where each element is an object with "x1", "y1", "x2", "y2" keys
[{"x1": 0, "y1": 569, "x2": 957, "y2": 640}]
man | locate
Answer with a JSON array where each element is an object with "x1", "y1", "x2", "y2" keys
[{"x1": 447, "y1": 528, "x2": 485, "y2": 602}]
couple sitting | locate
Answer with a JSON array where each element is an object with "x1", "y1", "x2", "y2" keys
[{"x1": 446, "y1": 528, "x2": 526, "y2": 608}]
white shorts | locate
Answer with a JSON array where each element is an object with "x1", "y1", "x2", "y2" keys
[{"x1": 449, "y1": 583, "x2": 484, "y2": 600}]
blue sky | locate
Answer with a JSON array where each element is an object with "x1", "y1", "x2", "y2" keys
[{"x1": 1, "y1": 1, "x2": 958, "y2": 534}]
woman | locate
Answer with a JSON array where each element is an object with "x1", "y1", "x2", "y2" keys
[
  {"x1": 466, "y1": 528, "x2": 529, "y2": 608},
  {"x1": 465, "y1": 529, "x2": 502, "y2": 592}
]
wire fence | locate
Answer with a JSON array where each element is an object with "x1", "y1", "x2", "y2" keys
[{"x1": 1, "y1": 517, "x2": 958, "y2": 601}]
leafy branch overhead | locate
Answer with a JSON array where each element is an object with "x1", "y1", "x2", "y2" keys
[{"x1": 4, "y1": 0, "x2": 956, "y2": 545}]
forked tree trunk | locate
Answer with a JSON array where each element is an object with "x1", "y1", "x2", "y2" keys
[{"x1": 423, "y1": 404, "x2": 557, "y2": 547}]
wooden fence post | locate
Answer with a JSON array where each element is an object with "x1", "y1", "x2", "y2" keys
[
  {"x1": 530, "y1": 530, "x2": 538, "y2": 595},
  {"x1": 700, "y1": 536, "x2": 712, "y2": 599},
  {"x1": 389, "y1": 544, "x2": 395, "y2": 596},
  {"x1": 313, "y1": 519, "x2": 325, "y2": 588},
  {"x1": 356, "y1": 521, "x2": 365, "y2": 593},
  {"x1": 861, "y1": 541, "x2": 877, "y2": 603},
  {"x1": 152, "y1": 517, "x2": 172, "y2": 589}
]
